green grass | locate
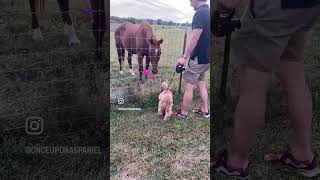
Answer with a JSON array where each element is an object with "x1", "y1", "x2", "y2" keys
[
  {"x1": 212, "y1": 22, "x2": 320, "y2": 180},
  {"x1": 110, "y1": 95, "x2": 210, "y2": 179}
]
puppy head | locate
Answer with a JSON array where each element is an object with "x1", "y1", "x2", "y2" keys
[{"x1": 161, "y1": 81, "x2": 169, "y2": 91}]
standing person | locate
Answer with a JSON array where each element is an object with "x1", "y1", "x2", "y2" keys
[
  {"x1": 176, "y1": 0, "x2": 210, "y2": 119},
  {"x1": 213, "y1": 0, "x2": 320, "y2": 178}
]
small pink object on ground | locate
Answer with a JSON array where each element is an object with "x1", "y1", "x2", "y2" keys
[
  {"x1": 144, "y1": 69, "x2": 149, "y2": 77},
  {"x1": 152, "y1": 74, "x2": 158, "y2": 80}
]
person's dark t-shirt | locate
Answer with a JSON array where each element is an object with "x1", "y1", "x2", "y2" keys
[{"x1": 190, "y1": 4, "x2": 210, "y2": 64}]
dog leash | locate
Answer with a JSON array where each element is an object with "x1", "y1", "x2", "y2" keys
[
  {"x1": 167, "y1": 71, "x2": 177, "y2": 88},
  {"x1": 167, "y1": 60, "x2": 189, "y2": 89}
]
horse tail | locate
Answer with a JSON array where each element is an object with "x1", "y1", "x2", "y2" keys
[{"x1": 35, "y1": 0, "x2": 46, "y2": 18}]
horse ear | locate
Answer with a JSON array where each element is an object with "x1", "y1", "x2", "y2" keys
[{"x1": 158, "y1": 38, "x2": 163, "y2": 44}]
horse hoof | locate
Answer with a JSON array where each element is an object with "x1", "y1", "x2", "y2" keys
[
  {"x1": 68, "y1": 36, "x2": 80, "y2": 46},
  {"x1": 32, "y1": 28, "x2": 44, "y2": 41},
  {"x1": 64, "y1": 24, "x2": 75, "y2": 35},
  {"x1": 129, "y1": 69, "x2": 135, "y2": 76},
  {"x1": 64, "y1": 24, "x2": 80, "y2": 46},
  {"x1": 119, "y1": 71, "x2": 124, "y2": 75},
  {"x1": 68, "y1": 40, "x2": 80, "y2": 47}
]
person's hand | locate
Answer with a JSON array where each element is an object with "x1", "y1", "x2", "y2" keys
[{"x1": 176, "y1": 57, "x2": 188, "y2": 66}]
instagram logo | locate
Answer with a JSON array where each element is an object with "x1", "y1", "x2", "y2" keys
[
  {"x1": 118, "y1": 98, "x2": 124, "y2": 105},
  {"x1": 26, "y1": 117, "x2": 43, "y2": 135}
]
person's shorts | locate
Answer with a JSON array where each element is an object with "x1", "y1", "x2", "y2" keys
[
  {"x1": 230, "y1": 0, "x2": 320, "y2": 72},
  {"x1": 183, "y1": 57, "x2": 210, "y2": 85}
]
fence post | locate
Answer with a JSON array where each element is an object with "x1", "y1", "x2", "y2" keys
[{"x1": 179, "y1": 22, "x2": 188, "y2": 94}]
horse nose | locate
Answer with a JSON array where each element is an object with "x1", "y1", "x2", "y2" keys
[{"x1": 152, "y1": 69, "x2": 158, "y2": 74}]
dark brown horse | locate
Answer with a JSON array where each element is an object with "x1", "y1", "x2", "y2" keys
[
  {"x1": 115, "y1": 21, "x2": 163, "y2": 80},
  {"x1": 29, "y1": 0, "x2": 106, "y2": 58}
]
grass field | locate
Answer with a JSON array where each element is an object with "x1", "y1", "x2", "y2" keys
[
  {"x1": 0, "y1": 0, "x2": 108, "y2": 179},
  {"x1": 109, "y1": 24, "x2": 211, "y2": 179},
  {"x1": 212, "y1": 21, "x2": 320, "y2": 179}
]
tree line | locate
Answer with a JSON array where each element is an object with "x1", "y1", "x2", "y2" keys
[{"x1": 110, "y1": 16, "x2": 191, "y2": 27}]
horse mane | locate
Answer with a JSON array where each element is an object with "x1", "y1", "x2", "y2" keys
[{"x1": 139, "y1": 20, "x2": 158, "y2": 44}]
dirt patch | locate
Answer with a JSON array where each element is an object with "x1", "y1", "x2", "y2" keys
[
  {"x1": 173, "y1": 147, "x2": 209, "y2": 179},
  {"x1": 111, "y1": 143, "x2": 151, "y2": 180}
]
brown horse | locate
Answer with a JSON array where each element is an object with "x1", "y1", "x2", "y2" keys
[
  {"x1": 29, "y1": 0, "x2": 106, "y2": 58},
  {"x1": 115, "y1": 21, "x2": 163, "y2": 80}
]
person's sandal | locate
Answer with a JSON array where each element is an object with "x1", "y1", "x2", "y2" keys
[
  {"x1": 212, "y1": 149, "x2": 251, "y2": 179},
  {"x1": 176, "y1": 109, "x2": 187, "y2": 119},
  {"x1": 265, "y1": 149, "x2": 320, "y2": 178},
  {"x1": 193, "y1": 108, "x2": 210, "y2": 118}
]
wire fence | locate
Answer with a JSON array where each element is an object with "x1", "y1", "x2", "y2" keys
[
  {"x1": 109, "y1": 23, "x2": 195, "y2": 103},
  {"x1": 0, "y1": 0, "x2": 107, "y2": 137}
]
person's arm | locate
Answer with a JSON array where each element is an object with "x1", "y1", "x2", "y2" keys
[
  {"x1": 176, "y1": 9, "x2": 206, "y2": 66},
  {"x1": 176, "y1": 29, "x2": 203, "y2": 66},
  {"x1": 183, "y1": 29, "x2": 203, "y2": 58}
]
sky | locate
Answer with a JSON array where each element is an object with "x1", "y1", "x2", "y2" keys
[{"x1": 110, "y1": 0, "x2": 210, "y2": 23}]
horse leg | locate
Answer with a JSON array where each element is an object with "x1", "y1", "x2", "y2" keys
[
  {"x1": 145, "y1": 55, "x2": 151, "y2": 78},
  {"x1": 57, "y1": 0, "x2": 80, "y2": 46},
  {"x1": 29, "y1": 0, "x2": 43, "y2": 41},
  {"x1": 146, "y1": 55, "x2": 150, "y2": 70},
  {"x1": 116, "y1": 44, "x2": 125, "y2": 74},
  {"x1": 128, "y1": 51, "x2": 135, "y2": 76},
  {"x1": 57, "y1": 0, "x2": 71, "y2": 25},
  {"x1": 90, "y1": 0, "x2": 106, "y2": 59},
  {"x1": 138, "y1": 54, "x2": 144, "y2": 81}
]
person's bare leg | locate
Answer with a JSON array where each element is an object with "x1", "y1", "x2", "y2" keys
[
  {"x1": 181, "y1": 82, "x2": 195, "y2": 115},
  {"x1": 228, "y1": 66, "x2": 271, "y2": 168},
  {"x1": 196, "y1": 80, "x2": 208, "y2": 113},
  {"x1": 276, "y1": 60, "x2": 313, "y2": 161}
]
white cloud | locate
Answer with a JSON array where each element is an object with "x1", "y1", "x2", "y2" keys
[{"x1": 110, "y1": 0, "x2": 210, "y2": 23}]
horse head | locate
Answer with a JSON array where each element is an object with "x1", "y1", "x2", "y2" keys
[{"x1": 147, "y1": 38, "x2": 163, "y2": 75}]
